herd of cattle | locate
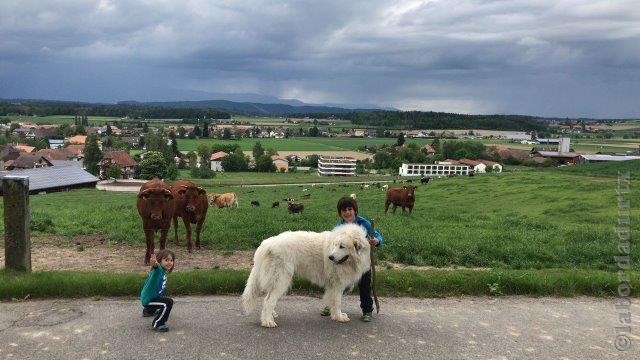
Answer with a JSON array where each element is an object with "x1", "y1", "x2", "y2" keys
[{"x1": 136, "y1": 177, "x2": 421, "y2": 265}]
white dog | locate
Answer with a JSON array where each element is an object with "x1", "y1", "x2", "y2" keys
[{"x1": 242, "y1": 223, "x2": 371, "y2": 328}]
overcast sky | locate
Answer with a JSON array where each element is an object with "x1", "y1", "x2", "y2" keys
[{"x1": 1, "y1": 0, "x2": 639, "y2": 118}]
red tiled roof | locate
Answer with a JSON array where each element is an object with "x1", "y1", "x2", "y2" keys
[
  {"x1": 103, "y1": 150, "x2": 137, "y2": 167},
  {"x1": 210, "y1": 151, "x2": 228, "y2": 161}
]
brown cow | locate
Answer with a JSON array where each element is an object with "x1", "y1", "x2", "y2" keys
[
  {"x1": 384, "y1": 185, "x2": 416, "y2": 214},
  {"x1": 136, "y1": 178, "x2": 175, "y2": 265},
  {"x1": 170, "y1": 180, "x2": 209, "y2": 252},
  {"x1": 210, "y1": 192, "x2": 238, "y2": 208},
  {"x1": 287, "y1": 202, "x2": 304, "y2": 214}
]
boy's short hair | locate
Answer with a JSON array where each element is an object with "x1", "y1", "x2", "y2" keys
[{"x1": 337, "y1": 196, "x2": 358, "y2": 215}]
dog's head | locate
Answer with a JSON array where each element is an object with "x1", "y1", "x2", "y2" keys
[{"x1": 328, "y1": 223, "x2": 369, "y2": 265}]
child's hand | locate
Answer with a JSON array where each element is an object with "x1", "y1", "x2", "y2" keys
[
  {"x1": 368, "y1": 238, "x2": 378, "y2": 246},
  {"x1": 150, "y1": 254, "x2": 157, "y2": 267}
]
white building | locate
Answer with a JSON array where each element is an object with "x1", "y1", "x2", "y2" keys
[
  {"x1": 209, "y1": 151, "x2": 228, "y2": 171},
  {"x1": 399, "y1": 162, "x2": 470, "y2": 177},
  {"x1": 318, "y1": 156, "x2": 356, "y2": 176}
]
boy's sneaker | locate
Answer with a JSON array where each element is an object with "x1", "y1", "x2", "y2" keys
[
  {"x1": 320, "y1": 307, "x2": 330, "y2": 316},
  {"x1": 154, "y1": 324, "x2": 169, "y2": 332},
  {"x1": 361, "y1": 312, "x2": 373, "y2": 322},
  {"x1": 142, "y1": 309, "x2": 156, "y2": 317}
]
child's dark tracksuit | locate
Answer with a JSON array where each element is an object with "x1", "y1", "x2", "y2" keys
[
  {"x1": 336, "y1": 215, "x2": 383, "y2": 315},
  {"x1": 140, "y1": 265, "x2": 173, "y2": 328}
]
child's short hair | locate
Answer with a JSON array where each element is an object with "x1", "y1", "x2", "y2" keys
[
  {"x1": 155, "y1": 249, "x2": 176, "y2": 273},
  {"x1": 337, "y1": 196, "x2": 358, "y2": 215}
]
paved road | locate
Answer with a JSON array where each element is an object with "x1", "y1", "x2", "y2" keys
[{"x1": 0, "y1": 295, "x2": 637, "y2": 359}]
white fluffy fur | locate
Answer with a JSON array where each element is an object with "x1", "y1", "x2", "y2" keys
[{"x1": 242, "y1": 223, "x2": 371, "y2": 328}]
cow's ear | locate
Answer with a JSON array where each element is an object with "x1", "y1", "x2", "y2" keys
[{"x1": 197, "y1": 187, "x2": 206, "y2": 195}]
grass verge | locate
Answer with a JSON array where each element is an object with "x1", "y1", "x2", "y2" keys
[{"x1": 1, "y1": 268, "x2": 638, "y2": 300}]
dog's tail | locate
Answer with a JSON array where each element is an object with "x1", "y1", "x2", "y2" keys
[{"x1": 242, "y1": 263, "x2": 261, "y2": 314}]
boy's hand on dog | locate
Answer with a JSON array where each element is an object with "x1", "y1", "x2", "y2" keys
[{"x1": 369, "y1": 238, "x2": 378, "y2": 246}]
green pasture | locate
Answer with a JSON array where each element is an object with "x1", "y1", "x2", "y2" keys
[
  {"x1": 1, "y1": 162, "x2": 638, "y2": 272},
  {"x1": 175, "y1": 170, "x2": 395, "y2": 185},
  {"x1": 176, "y1": 137, "x2": 432, "y2": 152}
]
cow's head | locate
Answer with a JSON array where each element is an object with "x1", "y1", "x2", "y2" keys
[
  {"x1": 138, "y1": 188, "x2": 173, "y2": 220},
  {"x1": 178, "y1": 186, "x2": 207, "y2": 212},
  {"x1": 403, "y1": 185, "x2": 416, "y2": 199}
]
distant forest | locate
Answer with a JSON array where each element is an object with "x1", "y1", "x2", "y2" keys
[
  {"x1": 341, "y1": 111, "x2": 547, "y2": 131},
  {"x1": 0, "y1": 100, "x2": 231, "y2": 120},
  {"x1": 2, "y1": 99, "x2": 549, "y2": 132}
]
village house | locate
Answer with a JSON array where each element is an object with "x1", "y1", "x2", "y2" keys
[
  {"x1": 67, "y1": 135, "x2": 87, "y2": 145},
  {"x1": 100, "y1": 150, "x2": 138, "y2": 179},
  {"x1": 210, "y1": 151, "x2": 228, "y2": 171},
  {"x1": 271, "y1": 155, "x2": 289, "y2": 172},
  {"x1": 4, "y1": 153, "x2": 54, "y2": 170}
]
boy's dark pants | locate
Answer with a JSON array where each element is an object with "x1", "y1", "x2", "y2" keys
[
  {"x1": 358, "y1": 270, "x2": 373, "y2": 314},
  {"x1": 144, "y1": 296, "x2": 173, "y2": 328}
]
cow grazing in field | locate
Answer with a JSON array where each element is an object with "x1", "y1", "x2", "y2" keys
[
  {"x1": 210, "y1": 192, "x2": 238, "y2": 208},
  {"x1": 287, "y1": 202, "x2": 304, "y2": 214},
  {"x1": 272, "y1": 201, "x2": 280, "y2": 208},
  {"x1": 421, "y1": 176, "x2": 430, "y2": 185},
  {"x1": 251, "y1": 201, "x2": 260, "y2": 207},
  {"x1": 385, "y1": 185, "x2": 417, "y2": 214},
  {"x1": 170, "y1": 180, "x2": 209, "y2": 253},
  {"x1": 136, "y1": 178, "x2": 175, "y2": 265},
  {"x1": 381, "y1": 184, "x2": 389, "y2": 191},
  {"x1": 350, "y1": 193, "x2": 357, "y2": 200},
  {"x1": 283, "y1": 197, "x2": 294, "y2": 202}
]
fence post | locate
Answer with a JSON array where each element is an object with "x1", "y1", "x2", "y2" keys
[{"x1": 3, "y1": 175, "x2": 31, "y2": 272}]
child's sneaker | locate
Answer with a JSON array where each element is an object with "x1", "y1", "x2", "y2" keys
[
  {"x1": 154, "y1": 324, "x2": 169, "y2": 332},
  {"x1": 320, "y1": 307, "x2": 330, "y2": 316},
  {"x1": 361, "y1": 312, "x2": 373, "y2": 322}
]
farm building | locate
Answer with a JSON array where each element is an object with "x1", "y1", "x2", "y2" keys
[
  {"x1": 399, "y1": 162, "x2": 470, "y2": 177},
  {"x1": 210, "y1": 151, "x2": 228, "y2": 171},
  {"x1": 0, "y1": 166, "x2": 99, "y2": 195},
  {"x1": 578, "y1": 154, "x2": 640, "y2": 163},
  {"x1": 318, "y1": 156, "x2": 356, "y2": 176},
  {"x1": 271, "y1": 155, "x2": 289, "y2": 172}
]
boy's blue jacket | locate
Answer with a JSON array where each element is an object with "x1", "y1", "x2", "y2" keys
[
  {"x1": 335, "y1": 215, "x2": 383, "y2": 246},
  {"x1": 140, "y1": 265, "x2": 167, "y2": 305}
]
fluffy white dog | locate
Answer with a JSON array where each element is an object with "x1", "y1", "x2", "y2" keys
[{"x1": 242, "y1": 223, "x2": 371, "y2": 327}]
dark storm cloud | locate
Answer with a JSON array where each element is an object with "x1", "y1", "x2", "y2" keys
[{"x1": 0, "y1": 0, "x2": 639, "y2": 117}]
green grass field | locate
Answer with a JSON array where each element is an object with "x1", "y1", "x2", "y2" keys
[
  {"x1": 2, "y1": 163, "x2": 637, "y2": 272},
  {"x1": 176, "y1": 137, "x2": 433, "y2": 152}
]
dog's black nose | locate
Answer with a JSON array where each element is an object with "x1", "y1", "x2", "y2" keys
[{"x1": 328, "y1": 255, "x2": 334, "y2": 261}]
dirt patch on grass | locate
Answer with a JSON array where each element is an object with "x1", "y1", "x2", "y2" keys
[{"x1": 0, "y1": 235, "x2": 254, "y2": 273}]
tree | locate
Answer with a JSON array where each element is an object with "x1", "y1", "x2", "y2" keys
[
  {"x1": 396, "y1": 132, "x2": 406, "y2": 147},
  {"x1": 308, "y1": 126, "x2": 319, "y2": 137},
  {"x1": 106, "y1": 165, "x2": 122, "y2": 179},
  {"x1": 143, "y1": 122, "x2": 149, "y2": 133},
  {"x1": 75, "y1": 124, "x2": 86, "y2": 135},
  {"x1": 83, "y1": 134, "x2": 103, "y2": 176},
  {"x1": 252, "y1": 141, "x2": 265, "y2": 160},
  {"x1": 106, "y1": 124, "x2": 113, "y2": 136},
  {"x1": 255, "y1": 155, "x2": 276, "y2": 172},
  {"x1": 222, "y1": 128, "x2": 232, "y2": 140},
  {"x1": 202, "y1": 121, "x2": 210, "y2": 137},
  {"x1": 193, "y1": 125, "x2": 202, "y2": 137},
  {"x1": 138, "y1": 151, "x2": 168, "y2": 180},
  {"x1": 221, "y1": 152, "x2": 249, "y2": 171}
]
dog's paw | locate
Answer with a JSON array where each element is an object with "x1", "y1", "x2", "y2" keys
[
  {"x1": 331, "y1": 312, "x2": 350, "y2": 322},
  {"x1": 261, "y1": 318, "x2": 278, "y2": 328}
]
